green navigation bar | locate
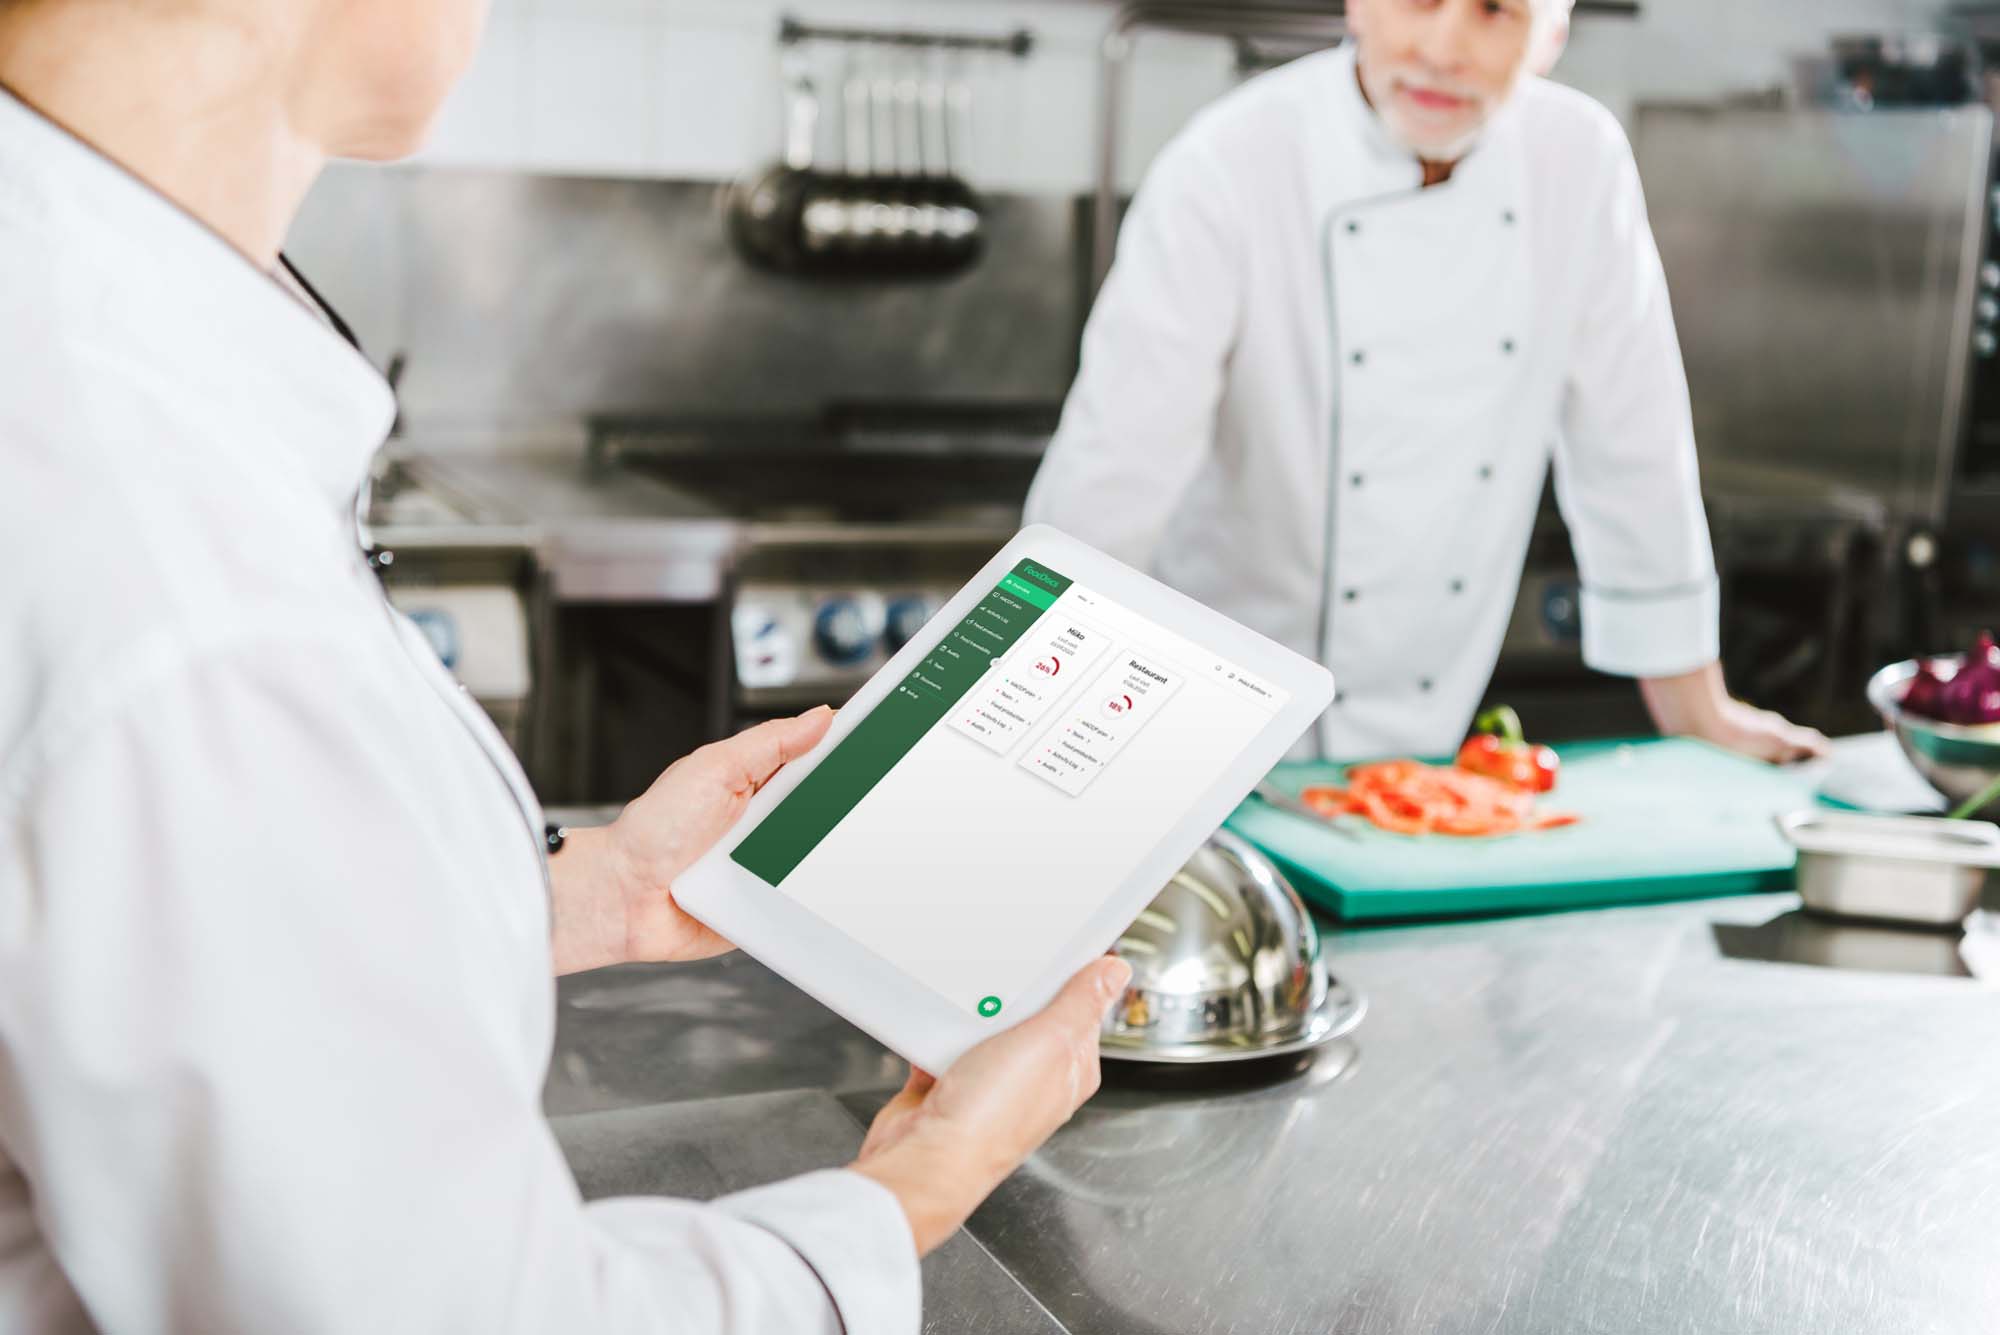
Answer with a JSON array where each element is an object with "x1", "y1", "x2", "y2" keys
[
  {"x1": 733, "y1": 560, "x2": 1074, "y2": 887},
  {"x1": 997, "y1": 572, "x2": 1059, "y2": 610}
]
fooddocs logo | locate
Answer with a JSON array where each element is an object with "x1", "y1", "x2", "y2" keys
[{"x1": 1019, "y1": 562, "x2": 1062, "y2": 593}]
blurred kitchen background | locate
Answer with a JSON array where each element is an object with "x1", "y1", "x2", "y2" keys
[{"x1": 290, "y1": 0, "x2": 2000, "y2": 805}]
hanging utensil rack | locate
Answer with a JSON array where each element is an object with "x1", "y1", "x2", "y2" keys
[
  {"x1": 778, "y1": 15, "x2": 1034, "y2": 59},
  {"x1": 727, "y1": 14, "x2": 1020, "y2": 278}
]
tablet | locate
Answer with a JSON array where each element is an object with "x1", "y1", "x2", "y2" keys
[{"x1": 675, "y1": 525, "x2": 1334, "y2": 1071}]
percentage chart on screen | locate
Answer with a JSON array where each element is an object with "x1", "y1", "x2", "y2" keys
[
  {"x1": 1021, "y1": 651, "x2": 1184, "y2": 797},
  {"x1": 950, "y1": 617, "x2": 1110, "y2": 756}
]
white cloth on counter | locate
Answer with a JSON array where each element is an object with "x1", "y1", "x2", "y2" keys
[
  {"x1": 1812, "y1": 731, "x2": 1948, "y2": 815},
  {"x1": 0, "y1": 88, "x2": 917, "y2": 1335},
  {"x1": 1027, "y1": 41, "x2": 1719, "y2": 760}
]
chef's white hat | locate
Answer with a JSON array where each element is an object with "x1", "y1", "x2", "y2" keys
[{"x1": 1534, "y1": 0, "x2": 1578, "y2": 39}]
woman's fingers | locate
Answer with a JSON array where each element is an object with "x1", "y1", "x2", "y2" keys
[
  {"x1": 1038, "y1": 957, "x2": 1131, "y2": 1040},
  {"x1": 678, "y1": 707, "x2": 834, "y2": 801}
]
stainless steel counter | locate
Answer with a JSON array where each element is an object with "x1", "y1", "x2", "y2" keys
[
  {"x1": 385, "y1": 448, "x2": 1027, "y2": 607},
  {"x1": 396, "y1": 451, "x2": 741, "y2": 603},
  {"x1": 550, "y1": 1090, "x2": 1065, "y2": 1335},
  {"x1": 546, "y1": 891, "x2": 2000, "y2": 1334}
]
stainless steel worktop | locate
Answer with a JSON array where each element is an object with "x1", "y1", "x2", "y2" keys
[
  {"x1": 382, "y1": 448, "x2": 1028, "y2": 606},
  {"x1": 546, "y1": 889, "x2": 2000, "y2": 1334},
  {"x1": 392, "y1": 451, "x2": 742, "y2": 602}
]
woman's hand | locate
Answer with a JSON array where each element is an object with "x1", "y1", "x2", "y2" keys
[
  {"x1": 548, "y1": 708, "x2": 834, "y2": 976},
  {"x1": 851, "y1": 956, "x2": 1132, "y2": 1255}
]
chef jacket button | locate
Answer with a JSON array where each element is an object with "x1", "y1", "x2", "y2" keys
[
  {"x1": 1479, "y1": 464, "x2": 1494, "y2": 481},
  {"x1": 1345, "y1": 220, "x2": 1361, "y2": 235},
  {"x1": 1419, "y1": 678, "x2": 1435, "y2": 693},
  {"x1": 1349, "y1": 350, "x2": 1366, "y2": 367},
  {"x1": 1450, "y1": 578, "x2": 1466, "y2": 594},
  {"x1": 1342, "y1": 588, "x2": 1359, "y2": 603},
  {"x1": 1503, "y1": 208, "x2": 1517, "y2": 225},
  {"x1": 1501, "y1": 338, "x2": 1517, "y2": 355},
  {"x1": 1332, "y1": 690, "x2": 1345, "y2": 706},
  {"x1": 1350, "y1": 472, "x2": 1365, "y2": 489}
]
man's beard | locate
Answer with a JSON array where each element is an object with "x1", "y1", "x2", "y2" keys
[
  {"x1": 1376, "y1": 109, "x2": 1487, "y2": 164},
  {"x1": 1360, "y1": 58, "x2": 1498, "y2": 164}
]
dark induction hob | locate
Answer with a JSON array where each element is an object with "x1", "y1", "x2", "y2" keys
[
  {"x1": 613, "y1": 448, "x2": 1040, "y2": 524},
  {"x1": 593, "y1": 403, "x2": 1057, "y2": 525}
]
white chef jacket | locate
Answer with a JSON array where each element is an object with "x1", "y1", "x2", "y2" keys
[
  {"x1": 1026, "y1": 42, "x2": 1719, "y2": 760},
  {"x1": 0, "y1": 90, "x2": 917, "y2": 1333}
]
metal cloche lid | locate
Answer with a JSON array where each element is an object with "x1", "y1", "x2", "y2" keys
[{"x1": 1102, "y1": 829, "x2": 1363, "y2": 1064}]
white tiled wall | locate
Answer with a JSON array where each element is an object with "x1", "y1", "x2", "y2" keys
[
  {"x1": 421, "y1": 0, "x2": 1955, "y2": 192},
  {"x1": 424, "y1": 0, "x2": 1230, "y2": 190}
]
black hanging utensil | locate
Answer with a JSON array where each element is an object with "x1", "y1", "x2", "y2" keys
[
  {"x1": 726, "y1": 46, "x2": 823, "y2": 273},
  {"x1": 728, "y1": 15, "x2": 1019, "y2": 280}
]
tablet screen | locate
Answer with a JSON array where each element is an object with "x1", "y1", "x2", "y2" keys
[{"x1": 731, "y1": 557, "x2": 1291, "y2": 1022}]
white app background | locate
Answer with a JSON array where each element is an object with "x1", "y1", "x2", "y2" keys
[{"x1": 773, "y1": 580, "x2": 1288, "y2": 1016}]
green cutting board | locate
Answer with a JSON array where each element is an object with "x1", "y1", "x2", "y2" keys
[{"x1": 1224, "y1": 738, "x2": 1817, "y2": 922}]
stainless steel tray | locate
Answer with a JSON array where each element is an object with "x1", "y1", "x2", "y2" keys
[
  {"x1": 1777, "y1": 810, "x2": 2000, "y2": 927},
  {"x1": 1100, "y1": 976, "x2": 1366, "y2": 1065}
]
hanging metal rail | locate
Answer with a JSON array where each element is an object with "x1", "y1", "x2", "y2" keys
[{"x1": 778, "y1": 15, "x2": 1034, "y2": 58}]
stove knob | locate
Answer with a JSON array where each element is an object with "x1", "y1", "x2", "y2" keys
[
  {"x1": 732, "y1": 604, "x2": 799, "y2": 689},
  {"x1": 814, "y1": 597, "x2": 877, "y2": 667},
  {"x1": 884, "y1": 596, "x2": 936, "y2": 651},
  {"x1": 1541, "y1": 581, "x2": 1581, "y2": 644},
  {"x1": 406, "y1": 608, "x2": 460, "y2": 671}
]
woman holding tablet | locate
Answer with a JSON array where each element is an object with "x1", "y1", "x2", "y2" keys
[{"x1": 0, "y1": 2, "x2": 1127, "y2": 1331}]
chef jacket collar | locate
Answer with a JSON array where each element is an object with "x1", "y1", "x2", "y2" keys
[
  {"x1": 0, "y1": 85, "x2": 395, "y2": 517},
  {"x1": 1313, "y1": 41, "x2": 1528, "y2": 218}
]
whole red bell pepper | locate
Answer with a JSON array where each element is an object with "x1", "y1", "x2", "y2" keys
[{"x1": 1455, "y1": 706, "x2": 1559, "y2": 793}]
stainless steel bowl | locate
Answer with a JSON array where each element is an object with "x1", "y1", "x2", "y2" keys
[
  {"x1": 1100, "y1": 830, "x2": 1363, "y2": 1064},
  {"x1": 1867, "y1": 658, "x2": 2000, "y2": 817}
]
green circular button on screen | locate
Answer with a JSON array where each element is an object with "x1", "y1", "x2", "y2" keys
[{"x1": 977, "y1": 996, "x2": 1003, "y2": 1018}]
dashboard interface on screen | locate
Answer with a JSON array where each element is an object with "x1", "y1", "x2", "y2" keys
[{"x1": 731, "y1": 558, "x2": 1290, "y2": 1022}]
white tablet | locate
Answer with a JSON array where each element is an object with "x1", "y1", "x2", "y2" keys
[{"x1": 675, "y1": 525, "x2": 1334, "y2": 1072}]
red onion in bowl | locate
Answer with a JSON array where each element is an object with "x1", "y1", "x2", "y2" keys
[
  {"x1": 1940, "y1": 633, "x2": 2000, "y2": 724},
  {"x1": 1900, "y1": 661, "x2": 1953, "y2": 721}
]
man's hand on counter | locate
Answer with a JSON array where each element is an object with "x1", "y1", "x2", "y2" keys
[
  {"x1": 547, "y1": 707, "x2": 835, "y2": 976},
  {"x1": 1640, "y1": 661, "x2": 1831, "y2": 765},
  {"x1": 851, "y1": 955, "x2": 1131, "y2": 1256}
]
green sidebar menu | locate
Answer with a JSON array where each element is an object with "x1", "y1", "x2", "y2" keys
[{"x1": 732, "y1": 559, "x2": 1072, "y2": 886}]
